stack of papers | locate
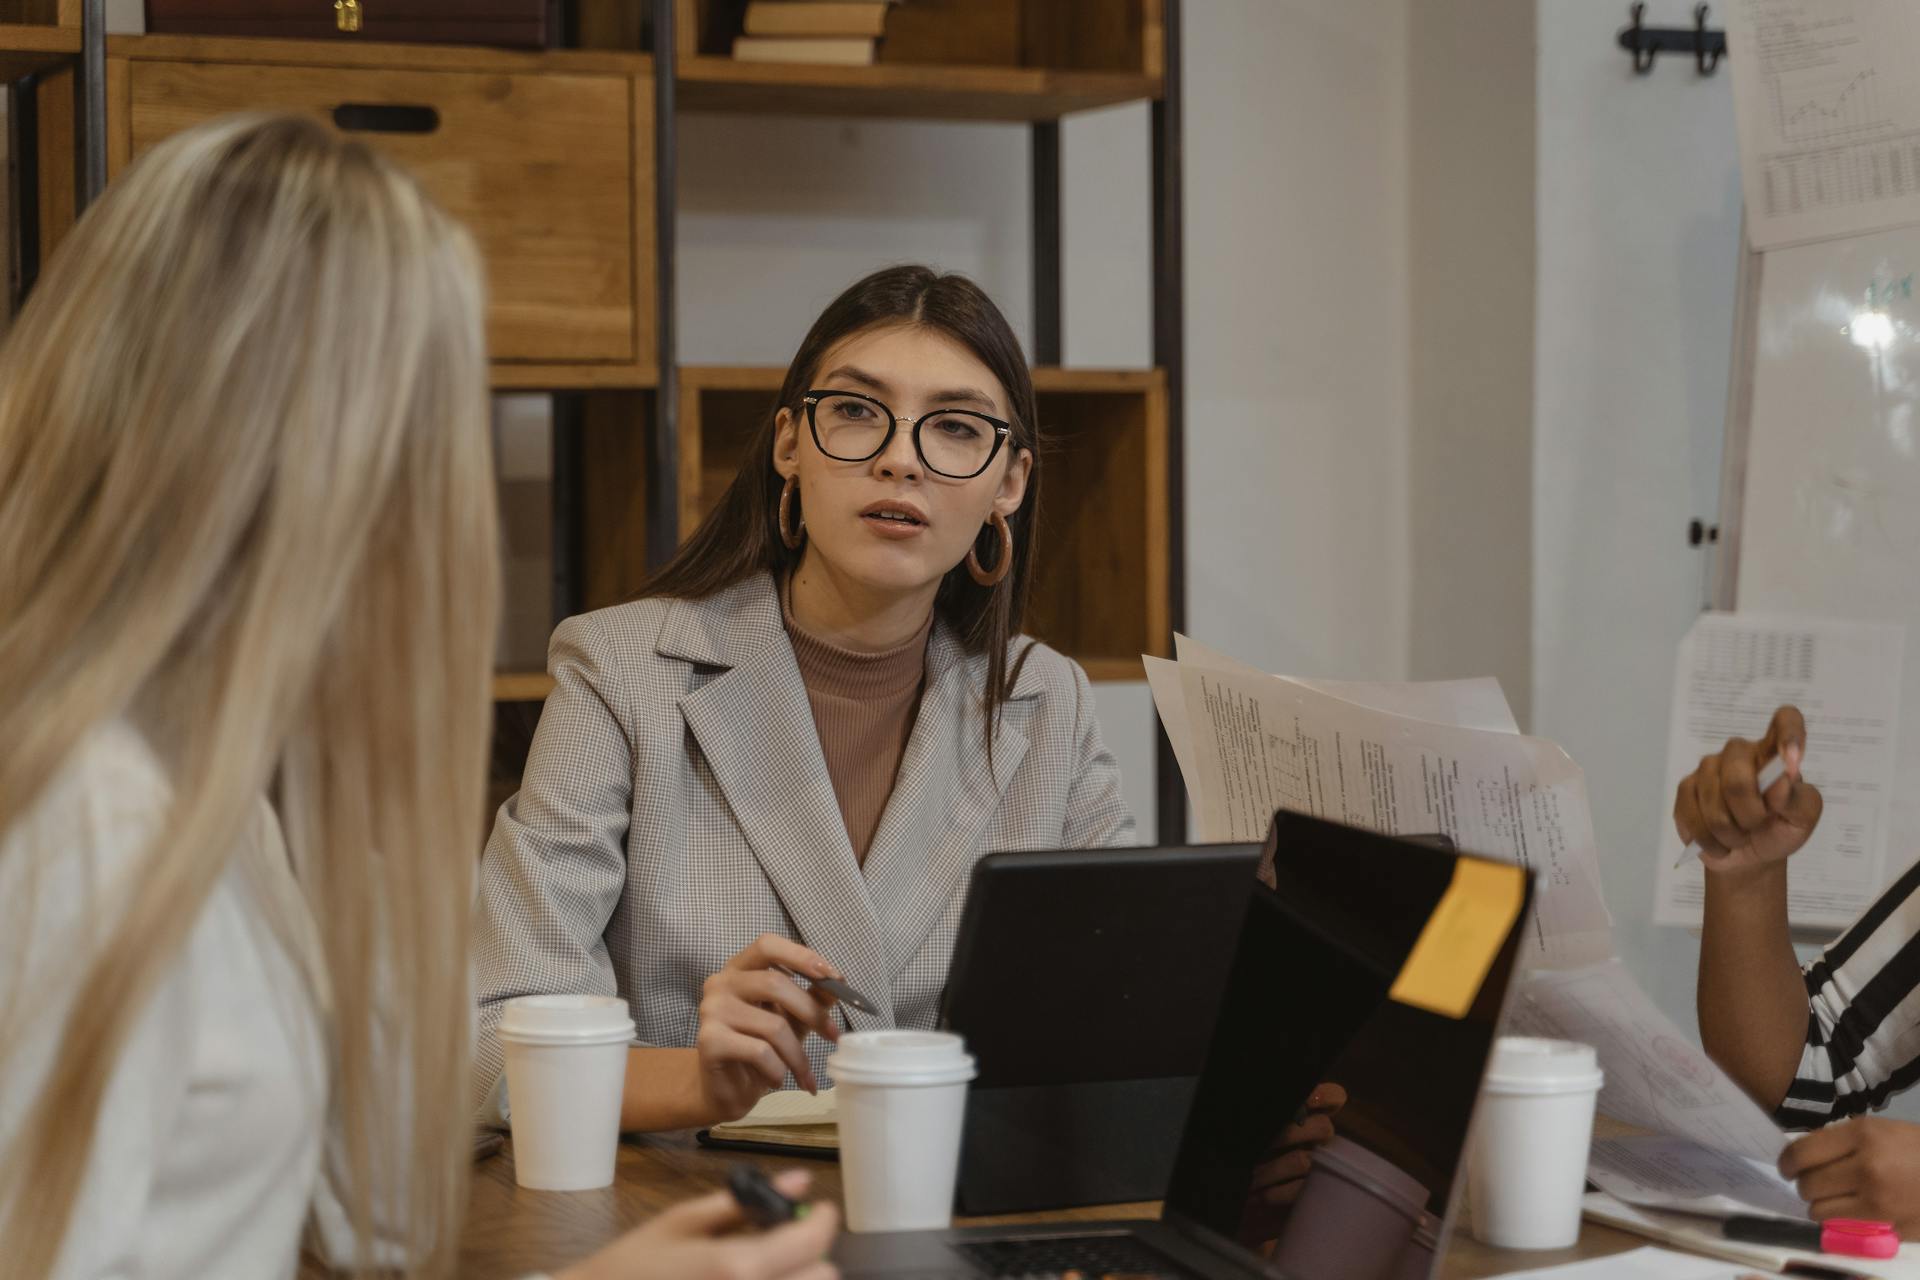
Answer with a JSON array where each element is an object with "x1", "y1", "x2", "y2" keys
[
  {"x1": 1503, "y1": 964, "x2": 1784, "y2": 1163},
  {"x1": 1146, "y1": 638, "x2": 1797, "y2": 1220},
  {"x1": 1588, "y1": 1135, "x2": 1804, "y2": 1220},
  {"x1": 1146, "y1": 636, "x2": 1616, "y2": 970}
]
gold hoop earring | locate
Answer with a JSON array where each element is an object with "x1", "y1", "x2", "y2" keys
[
  {"x1": 967, "y1": 511, "x2": 1013, "y2": 587},
  {"x1": 778, "y1": 475, "x2": 805, "y2": 551}
]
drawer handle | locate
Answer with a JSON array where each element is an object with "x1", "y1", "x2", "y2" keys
[{"x1": 331, "y1": 104, "x2": 440, "y2": 134}]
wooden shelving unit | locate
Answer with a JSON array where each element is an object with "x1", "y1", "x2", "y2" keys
[{"x1": 2, "y1": 0, "x2": 1189, "y2": 839}]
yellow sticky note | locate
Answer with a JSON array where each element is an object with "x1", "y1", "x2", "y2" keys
[{"x1": 1387, "y1": 858, "x2": 1526, "y2": 1020}]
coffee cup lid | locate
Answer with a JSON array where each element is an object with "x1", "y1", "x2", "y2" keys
[
  {"x1": 827, "y1": 1030, "x2": 976, "y2": 1085},
  {"x1": 1481, "y1": 1036, "x2": 1604, "y2": 1095},
  {"x1": 499, "y1": 994, "x2": 635, "y2": 1046}
]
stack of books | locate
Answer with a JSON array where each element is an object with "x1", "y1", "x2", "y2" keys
[{"x1": 732, "y1": 1, "x2": 896, "y2": 66}]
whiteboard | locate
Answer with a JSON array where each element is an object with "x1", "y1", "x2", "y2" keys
[{"x1": 1719, "y1": 222, "x2": 1920, "y2": 911}]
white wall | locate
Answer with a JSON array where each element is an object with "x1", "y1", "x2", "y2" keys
[
  {"x1": 1182, "y1": 1, "x2": 1411, "y2": 685},
  {"x1": 1532, "y1": 0, "x2": 1743, "y2": 1034},
  {"x1": 676, "y1": 115, "x2": 1037, "y2": 364},
  {"x1": 1408, "y1": 0, "x2": 1535, "y2": 726}
]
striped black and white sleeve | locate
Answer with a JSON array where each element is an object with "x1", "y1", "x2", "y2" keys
[{"x1": 1777, "y1": 858, "x2": 1920, "y2": 1130}]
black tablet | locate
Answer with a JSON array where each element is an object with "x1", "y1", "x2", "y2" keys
[{"x1": 939, "y1": 842, "x2": 1263, "y2": 1215}]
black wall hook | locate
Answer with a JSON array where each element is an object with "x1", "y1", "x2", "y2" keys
[
  {"x1": 1619, "y1": 1, "x2": 1727, "y2": 76},
  {"x1": 1694, "y1": 4, "x2": 1723, "y2": 73},
  {"x1": 1627, "y1": 2, "x2": 1657, "y2": 72}
]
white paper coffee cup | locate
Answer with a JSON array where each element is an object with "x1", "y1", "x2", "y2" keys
[
  {"x1": 498, "y1": 994, "x2": 635, "y2": 1192},
  {"x1": 826, "y1": 1030, "x2": 977, "y2": 1232},
  {"x1": 1468, "y1": 1036, "x2": 1604, "y2": 1249}
]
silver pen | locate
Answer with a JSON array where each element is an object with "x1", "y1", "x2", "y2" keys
[{"x1": 776, "y1": 962, "x2": 878, "y2": 1016}]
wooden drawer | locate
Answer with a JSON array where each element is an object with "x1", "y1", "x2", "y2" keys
[{"x1": 117, "y1": 57, "x2": 648, "y2": 373}]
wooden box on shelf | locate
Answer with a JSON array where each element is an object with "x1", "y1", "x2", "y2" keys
[
  {"x1": 675, "y1": 364, "x2": 1168, "y2": 681},
  {"x1": 660, "y1": 0, "x2": 1164, "y2": 121},
  {"x1": 0, "y1": 0, "x2": 76, "y2": 20},
  {"x1": 0, "y1": 0, "x2": 79, "y2": 81},
  {"x1": 29, "y1": 34, "x2": 655, "y2": 388}
]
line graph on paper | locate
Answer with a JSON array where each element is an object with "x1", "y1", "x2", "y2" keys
[
  {"x1": 1734, "y1": 0, "x2": 1920, "y2": 229},
  {"x1": 1748, "y1": 0, "x2": 1898, "y2": 144},
  {"x1": 1772, "y1": 63, "x2": 1888, "y2": 142}
]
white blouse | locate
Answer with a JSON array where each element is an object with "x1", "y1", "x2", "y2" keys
[{"x1": 0, "y1": 723, "x2": 329, "y2": 1280}]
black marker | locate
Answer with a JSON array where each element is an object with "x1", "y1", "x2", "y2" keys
[{"x1": 729, "y1": 1163, "x2": 810, "y2": 1228}]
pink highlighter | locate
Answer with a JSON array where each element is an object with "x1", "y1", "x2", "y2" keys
[{"x1": 1724, "y1": 1215, "x2": 1900, "y2": 1260}]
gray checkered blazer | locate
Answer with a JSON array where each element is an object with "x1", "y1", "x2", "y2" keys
[{"x1": 473, "y1": 572, "x2": 1136, "y2": 1106}]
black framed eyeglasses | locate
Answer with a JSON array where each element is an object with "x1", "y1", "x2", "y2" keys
[{"x1": 802, "y1": 389, "x2": 1012, "y2": 480}]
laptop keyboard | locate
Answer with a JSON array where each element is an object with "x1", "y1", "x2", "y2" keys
[{"x1": 949, "y1": 1233, "x2": 1204, "y2": 1278}]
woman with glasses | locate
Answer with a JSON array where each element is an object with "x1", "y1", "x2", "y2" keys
[{"x1": 474, "y1": 266, "x2": 1136, "y2": 1132}]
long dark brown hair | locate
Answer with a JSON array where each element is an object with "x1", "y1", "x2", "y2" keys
[{"x1": 641, "y1": 265, "x2": 1041, "y2": 745}]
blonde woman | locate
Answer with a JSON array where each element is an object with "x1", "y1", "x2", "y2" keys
[{"x1": 0, "y1": 115, "x2": 835, "y2": 1280}]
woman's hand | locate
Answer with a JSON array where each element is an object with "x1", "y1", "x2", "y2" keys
[
  {"x1": 1782, "y1": 1117, "x2": 1920, "y2": 1238},
  {"x1": 1673, "y1": 705, "x2": 1822, "y2": 876},
  {"x1": 1241, "y1": 1083, "x2": 1348, "y2": 1244},
  {"x1": 696, "y1": 934, "x2": 845, "y2": 1123},
  {"x1": 559, "y1": 1170, "x2": 839, "y2": 1280}
]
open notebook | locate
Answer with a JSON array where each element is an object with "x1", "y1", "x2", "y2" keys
[{"x1": 699, "y1": 1088, "x2": 838, "y2": 1154}]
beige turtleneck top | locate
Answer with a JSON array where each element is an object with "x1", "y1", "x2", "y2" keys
[{"x1": 781, "y1": 588, "x2": 934, "y2": 866}]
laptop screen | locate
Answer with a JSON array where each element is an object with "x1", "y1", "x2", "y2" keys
[{"x1": 1161, "y1": 812, "x2": 1531, "y2": 1280}]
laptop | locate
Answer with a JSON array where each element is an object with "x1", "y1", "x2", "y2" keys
[
  {"x1": 939, "y1": 843, "x2": 1263, "y2": 1213},
  {"x1": 834, "y1": 812, "x2": 1535, "y2": 1279},
  {"x1": 939, "y1": 831, "x2": 1459, "y2": 1214}
]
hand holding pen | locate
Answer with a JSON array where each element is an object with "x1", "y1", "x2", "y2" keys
[
  {"x1": 696, "y1": 934, "x2": 851, "y2": 1124},
  {"x1": 1672, "y1": 705, "x2": 1823, "y2": 875}
]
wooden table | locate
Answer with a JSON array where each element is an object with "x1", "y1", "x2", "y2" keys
[{"x1": 432, "y1": 1132, "x2": 1651, "y2": 1279}]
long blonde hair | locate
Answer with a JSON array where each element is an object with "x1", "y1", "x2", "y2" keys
[{"x1": 0, "y1": 114, "x2": 496, "y2": 1276}]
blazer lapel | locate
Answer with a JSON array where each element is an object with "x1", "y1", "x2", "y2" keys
[
  {"x1": 667, "y1": 578, "x2": 896, "y2": 1029},
  {"x1": 862, "y1": 624, "x2": 1034, "y2": 979}
]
